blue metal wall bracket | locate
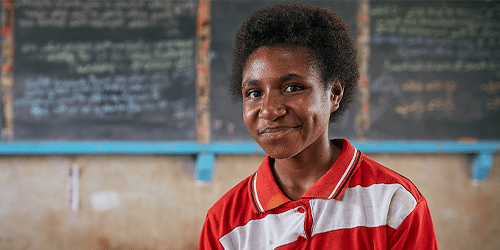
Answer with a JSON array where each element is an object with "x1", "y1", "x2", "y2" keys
[
  {"x1": 195, "y1": 153, "x2": 215, "y2": 182},
  {"x1": 0, "y1": 140, "x2": 498, "y2": 182},
  {"x1": 472, "y1": 152, "x2": 494, "y2": 181}
]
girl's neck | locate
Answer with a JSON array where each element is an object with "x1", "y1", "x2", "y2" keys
[{"x1": 272, "y1": 140, "x2": 341, "y2": 200}]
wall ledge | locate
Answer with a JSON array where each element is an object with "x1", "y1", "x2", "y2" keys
[{"x1": 0, "y1": 140, "x2": 498, "y2": 182}]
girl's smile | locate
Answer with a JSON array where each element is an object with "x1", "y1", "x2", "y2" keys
[{"x1": 259, "y1": 125, "x2": 303, "y2": 138}]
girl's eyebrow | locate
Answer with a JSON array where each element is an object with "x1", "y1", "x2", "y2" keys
[
  {"x1": 242, "y1": 73, "x2": 306, "y2": 88},
  {"x1": 242, "y1": 79, "x2": 258, "y2": 89},
  {"x1": 279, "y1": 73, "x2": 305, "y2": 82}
]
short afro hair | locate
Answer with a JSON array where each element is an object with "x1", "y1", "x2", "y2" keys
[{"x1": 231, "y1": 2, "x2": 359, "y2": 122}]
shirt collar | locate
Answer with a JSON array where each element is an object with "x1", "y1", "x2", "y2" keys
[{"x1": 248, "y1": 139, "x2": 363, "y2": 213}]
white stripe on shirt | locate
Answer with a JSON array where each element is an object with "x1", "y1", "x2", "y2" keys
[
  {"x1": 219, "y1": 207, "x2": 307, "y2": 250},
  {"x1": 311, "y1": 183, "x2": 417, "y2": 236}
]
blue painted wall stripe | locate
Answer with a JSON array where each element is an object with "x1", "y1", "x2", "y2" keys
[
  {"x1": 0, "y1": 141, "x2": 498, "y2": 182},
  {"x1": 0, "y1": 141, "x2": 498, "y2": 155}
]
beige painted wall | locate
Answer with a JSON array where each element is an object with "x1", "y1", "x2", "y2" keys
[{"x1": 0, "y1": 153, "x2": 499, "y2": 250}]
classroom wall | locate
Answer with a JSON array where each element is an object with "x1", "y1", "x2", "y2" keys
[{"x1": 0, "y1": 153, "x2": 499, "y2": 250}]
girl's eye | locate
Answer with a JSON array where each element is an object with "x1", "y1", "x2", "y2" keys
[
  {"x1": 284, "y1": 84, "x2": 304, "y2": 93},
  {"x1": 246, "y1": 89, "x2": 262, "y2": 99}
]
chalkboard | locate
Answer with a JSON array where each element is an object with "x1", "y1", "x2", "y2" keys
[
  {"x1": 10, "y1": 0, "x2": 500, "y2": 142},
  {"x1": 13, "y1": 0, "x2": 197, "y2": 141},
  {"x1": 210, "y1": 0, "x2": 360, "y2": 141},
  {"x1": 369, "y1": 1, "x2": 500, "y2": 140}
]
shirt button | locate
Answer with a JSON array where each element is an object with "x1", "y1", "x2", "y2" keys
[
  {"x1": 294, "y1": 206, "x2": 306, "y2": 213},
  {"x1": 297, "y1": 236, "x2": 307, "y2": 242}
]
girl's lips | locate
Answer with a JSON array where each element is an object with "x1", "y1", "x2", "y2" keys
[{"x1": 259, "y1": 125, "x2": 302, "y2": 138}]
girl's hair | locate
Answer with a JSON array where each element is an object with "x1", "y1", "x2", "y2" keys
[{"x1": 231, "y1": 2, "x2": 359, "y2": 122}]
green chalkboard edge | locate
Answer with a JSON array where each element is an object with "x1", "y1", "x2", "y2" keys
[{"x1": 0, "y1": 140, "x2": 498, "y2": 182}]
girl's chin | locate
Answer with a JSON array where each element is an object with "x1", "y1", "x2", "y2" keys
[{"x1": 261, "y1": 144, "x2": 301, "y2": 160}]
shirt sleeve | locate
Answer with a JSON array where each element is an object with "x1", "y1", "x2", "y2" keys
[
  {"x1": 199, "y1": 213, "x2": 225, "y2": 250},
  {"x1": 387, "y1": 199, "x2": 439, "y2": 249}
]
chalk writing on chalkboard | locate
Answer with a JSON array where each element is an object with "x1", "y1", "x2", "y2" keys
[
  {"x1": 394, "y1": 79, "x2": 457, "y2": 116},
  {"x1": 19, "y1": 39, "x2": 194, "y2": 75},
  {"x1": 13, "y1": 0, "x2": 197, "y2": 141},
  {"x1": 14, "y1": 72, "x2": 194, "y2": 118},
  {"x1": 369, "y1": 1, "x2": 500, "y2": 140},
  {"x1": 16, "y1": 0, "x2": 195, "y2": 32}
]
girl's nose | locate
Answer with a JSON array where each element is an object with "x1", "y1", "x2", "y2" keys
[{"x1": 259, "y1": 91, "x2": 287, "y2": 121}]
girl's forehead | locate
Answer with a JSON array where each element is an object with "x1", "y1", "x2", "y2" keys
[
  {"x1": 243, "y1": 45, "x2": 321, "y2": 79},
  {"x1": 245, "y1": 46, "x2": 313, "y2": 71},
  {"x1": 245, "y1": 47, "x2": 306, "y2": 73}
]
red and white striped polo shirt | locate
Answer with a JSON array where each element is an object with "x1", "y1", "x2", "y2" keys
[{"x1": 199, "y1": 139, "x2": 438, "y2": 250}]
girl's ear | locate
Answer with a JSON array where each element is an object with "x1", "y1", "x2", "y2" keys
[{"x1": 329, "y1": 80, "x2": 344, "y2": 113}]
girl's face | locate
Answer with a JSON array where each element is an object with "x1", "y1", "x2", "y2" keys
[{"x1": 241, "y1": 45, "x2": 342, "y2": 159}]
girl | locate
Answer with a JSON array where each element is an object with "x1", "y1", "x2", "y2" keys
[{"x1": 200, "y1": 3, "x2": 438, "y2": 249}]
